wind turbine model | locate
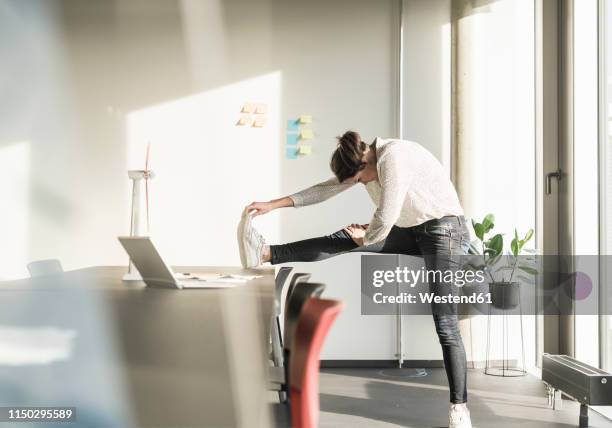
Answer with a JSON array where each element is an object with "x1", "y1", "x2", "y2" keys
[{"x1": 123, "y1": 144, "x2": 155, "y2": 281}]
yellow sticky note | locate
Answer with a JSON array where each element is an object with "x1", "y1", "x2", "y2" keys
[
  {"x1": 241, "y1": 103, "x2": 255, "y2": 113},
  {"x1": 237, "y1": 115, "x2": 252, "y2": 126},
  {"x1": 253, "y1": 116, "x2": 267, "y2": 128},
  {"x1": 255, "y1": 104, "x2": 268, "y2": 114},
  {"x1": 298, "y1": 145, "x2": 312, "y2": 155},
  {"x1": 299, "y1": 115, "x2": 312, "y2": 124},
  {"x1": 300, "y1": 129, "x2": 313, "y2": 139}
]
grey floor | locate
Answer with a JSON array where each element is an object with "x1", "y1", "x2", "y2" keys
[{"x1": 310, "y1": 368, "x2": 612, "y2": 428}]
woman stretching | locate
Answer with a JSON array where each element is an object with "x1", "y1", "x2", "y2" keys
[{"x1": 237, "y1": 131, "x2": 472, "y2": 428}]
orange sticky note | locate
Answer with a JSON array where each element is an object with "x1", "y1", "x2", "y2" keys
[
  {"x1": 241, "y1": 103, "x2": 255, "y2": 113},
  {"x1": 253, "y1": 116, "x2": 267, "y2": 128},
  {"x1": 255, "y1": 104, "x2": 268, "y2": 114},
  {"x1": 237, "y1": 115, "x2": 252, "y2": 126}
]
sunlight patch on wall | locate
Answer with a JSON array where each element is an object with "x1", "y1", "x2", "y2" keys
[
  {"x1": 0, "y1": 142, "x2": 30, "y2": 280},
  {"x1": 126, "y1": 72, "x2": 282, "y2": 266},
  {"x1": 441, "y1": 22, "x2": 451, "y2": 176}
]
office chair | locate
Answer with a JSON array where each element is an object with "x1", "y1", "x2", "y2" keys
[
  {"x1": 270, "y1": 267, "x2": 293, "y2": 403},
  {"x1": 284, "y1": 273, "x2": 312, "y2": 311},
  {"x1": 279, "y1": 282, "x2": 325, "y2": 399},
  {"x1": 27, "y1": 259, "x2": 63, "y2": 277},
  {"x1": 290, "y1": 298, "x2": 343, "y2": 428},
  {"x1": 269, "y1": 272, "x2": 311, "y2": 402},
  {"x1": 271, "y1": 267, "x2": 294, "y2": 365},
  {"x1": 269, "y1": 279, "x2": 323, "y2": 403},
  {"x1": 283, "y1": 282, "x2": 325, "y2": 352}
]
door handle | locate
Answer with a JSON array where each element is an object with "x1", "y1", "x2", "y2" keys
[{"x1": 546, "y1": 169, "x2": 562, "y2": 195}]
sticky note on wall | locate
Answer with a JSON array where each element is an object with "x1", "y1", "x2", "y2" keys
[
  {"x1": 255, "y1": 104, "x2": 267, "y2": 114},
  {"x1": 299, "y1": 115, "x2": 312, "y2": 124},
  {"x1": 298, "y1": 145, "x2": 312, "y2": 155},
  {"x1": 286, "y1": 147, "x2": 298, "y2": 159},
  {"x1": 253, "y1": 116, "x2": 267, "y2": 128},
  {"x1": 286, "y1": 134, "x2": 299, "y2": 145},
  {"x1": 242, "y1": 104, "x2": 255, "y2": 113},
  {"x1": 237, "y1": 115, "x2": 252, "y2": 126},
  {"x1": 287, "y1": 120, "x2": 299, "y2": 132},
  {"x1": 300, "y1": 129, "x2": 313, "y2": 139}
]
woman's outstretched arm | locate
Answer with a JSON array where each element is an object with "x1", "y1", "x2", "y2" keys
[
  {"x1": 288, "y1": 177, "x2": 354, "y2": 207},
  {"x1": 246, "y1": 197, "x2": 294, "y2": 217},
  {"x1": 246, "y1": 177, "x2": 354, "y2": 217}
]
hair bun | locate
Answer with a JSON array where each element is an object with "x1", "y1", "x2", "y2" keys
[{"x1": 330, "y1": 130, "x2": 367, "y2": 182}]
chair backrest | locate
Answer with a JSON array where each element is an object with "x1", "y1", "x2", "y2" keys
[
  {"x1": 27, "y1": 259, "x2": 63, "y2": 277},
  {"x1": 284, "y1": 273, "x2": 311, "y2": 320},
  {"x1": 285, "y1": 273, "x2": 311, "y2": 304},
  {"x1": 274, "y1": 267, "x2": 294, "y2": 315},
  {"x1": 283, "y1": 282, "x2": 325, "y2": 351},
  {"x1": 289, "y1": 298, "x2": 343, "y2": 428}
]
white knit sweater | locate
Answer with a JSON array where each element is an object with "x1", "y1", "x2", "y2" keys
[{"x1": 288, "y1": 137, "x2": 464, "y2": 246}]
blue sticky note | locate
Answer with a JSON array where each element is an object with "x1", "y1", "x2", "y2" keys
[
  {"x1": 286, "y1": 134, "x2": 299, "y2": 145},
  {"x1": 287, "y1": 119, "x2": 299, "y2": 132},
  {"x1": 286, "y1": 147, "x2": 298, "y2": 159}
]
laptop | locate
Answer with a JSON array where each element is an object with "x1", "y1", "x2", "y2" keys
[{"x1": 118, "y1": 236, "x2": 252, "y2": 289}]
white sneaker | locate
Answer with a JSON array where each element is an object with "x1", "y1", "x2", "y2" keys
[
  {"x1": 449, "y1": 403, "x2": 472, "y2": 428},
  {"x1": 237, "y1": 211, "x2": 266, "y2": 268},
  {"x1": 237, "y1": 211, "x2": 248, "y2": 268}
]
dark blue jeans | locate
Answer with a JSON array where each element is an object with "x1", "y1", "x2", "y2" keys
[{"x1": 271, "y1": 216, "x2": 470, "y2": 404}]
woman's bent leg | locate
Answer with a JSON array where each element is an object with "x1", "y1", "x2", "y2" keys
[{"x1": 270, "y1": 229, "x2": 358, "y2": 264}]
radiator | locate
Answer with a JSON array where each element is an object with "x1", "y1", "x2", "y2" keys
[{"x1": 542, "y1": 353, "x2": 612, "y2": 427}]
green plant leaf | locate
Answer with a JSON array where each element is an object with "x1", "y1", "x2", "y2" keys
[
  {"x1": 468, "y1": 242, "x2": 481, "y2": 255},
  {"x1": 510, "y1": 239, "x2": 519, "y2": 257},
  {"x1": 482, "y1": 214, "x2": 495, "y2": 232},
  {"x1": 485, "y1": 234, "x2": 503, "y2": 256},
  {"x1": 484, "y1": 248, "x2": 498, "y2": 258},
  {"x1": 473, "y1": 222, "x2": 485, "y2": 241},
  {"x1": 523, "y1": 229, "x2": 534, "y2": 243},
  {"x1": 518, "y1": 265, "x2": 538, "y2": 275},
  {"x1": 487, "y1": 253, "x2": 503, "y2": 268},
  {"x1": 511, "y1": 230, "x2": 519, "y2": 257}
]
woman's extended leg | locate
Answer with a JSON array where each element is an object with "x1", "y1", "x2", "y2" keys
[
  {"x1": 269, "y1": 229, "x2": 358, "y2": 264},
  {"x1": 268, "y1": 224, "x2": 416, "y2": 264}
]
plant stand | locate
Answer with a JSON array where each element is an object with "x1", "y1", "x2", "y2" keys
[{"x1": 485, "y1": 285, "x2": 526, "y2": 377}]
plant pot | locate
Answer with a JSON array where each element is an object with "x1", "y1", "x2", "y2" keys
[{"x1": 489, "y1": 282, "x2": 520, "y2": 310}]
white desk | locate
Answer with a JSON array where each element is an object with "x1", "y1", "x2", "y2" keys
[{"x1": 0, "y1": 266, "x2": 275, "y2": 428}]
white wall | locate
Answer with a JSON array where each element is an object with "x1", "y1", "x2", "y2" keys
[{"x1": 0, "y1": 0, "x2": 397, "y2": 278}]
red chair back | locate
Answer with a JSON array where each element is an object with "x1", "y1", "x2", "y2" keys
[{"x1": 289, "y1": 298, "x2": 343, "y2": 428}]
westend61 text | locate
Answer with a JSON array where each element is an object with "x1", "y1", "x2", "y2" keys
[{"x1": 372, "y1": 292, "x2": 492, "y2": 305}]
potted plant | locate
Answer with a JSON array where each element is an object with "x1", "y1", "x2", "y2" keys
[{"x1": 468, "y1": 214, "x2": 536, "y2": 310}]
